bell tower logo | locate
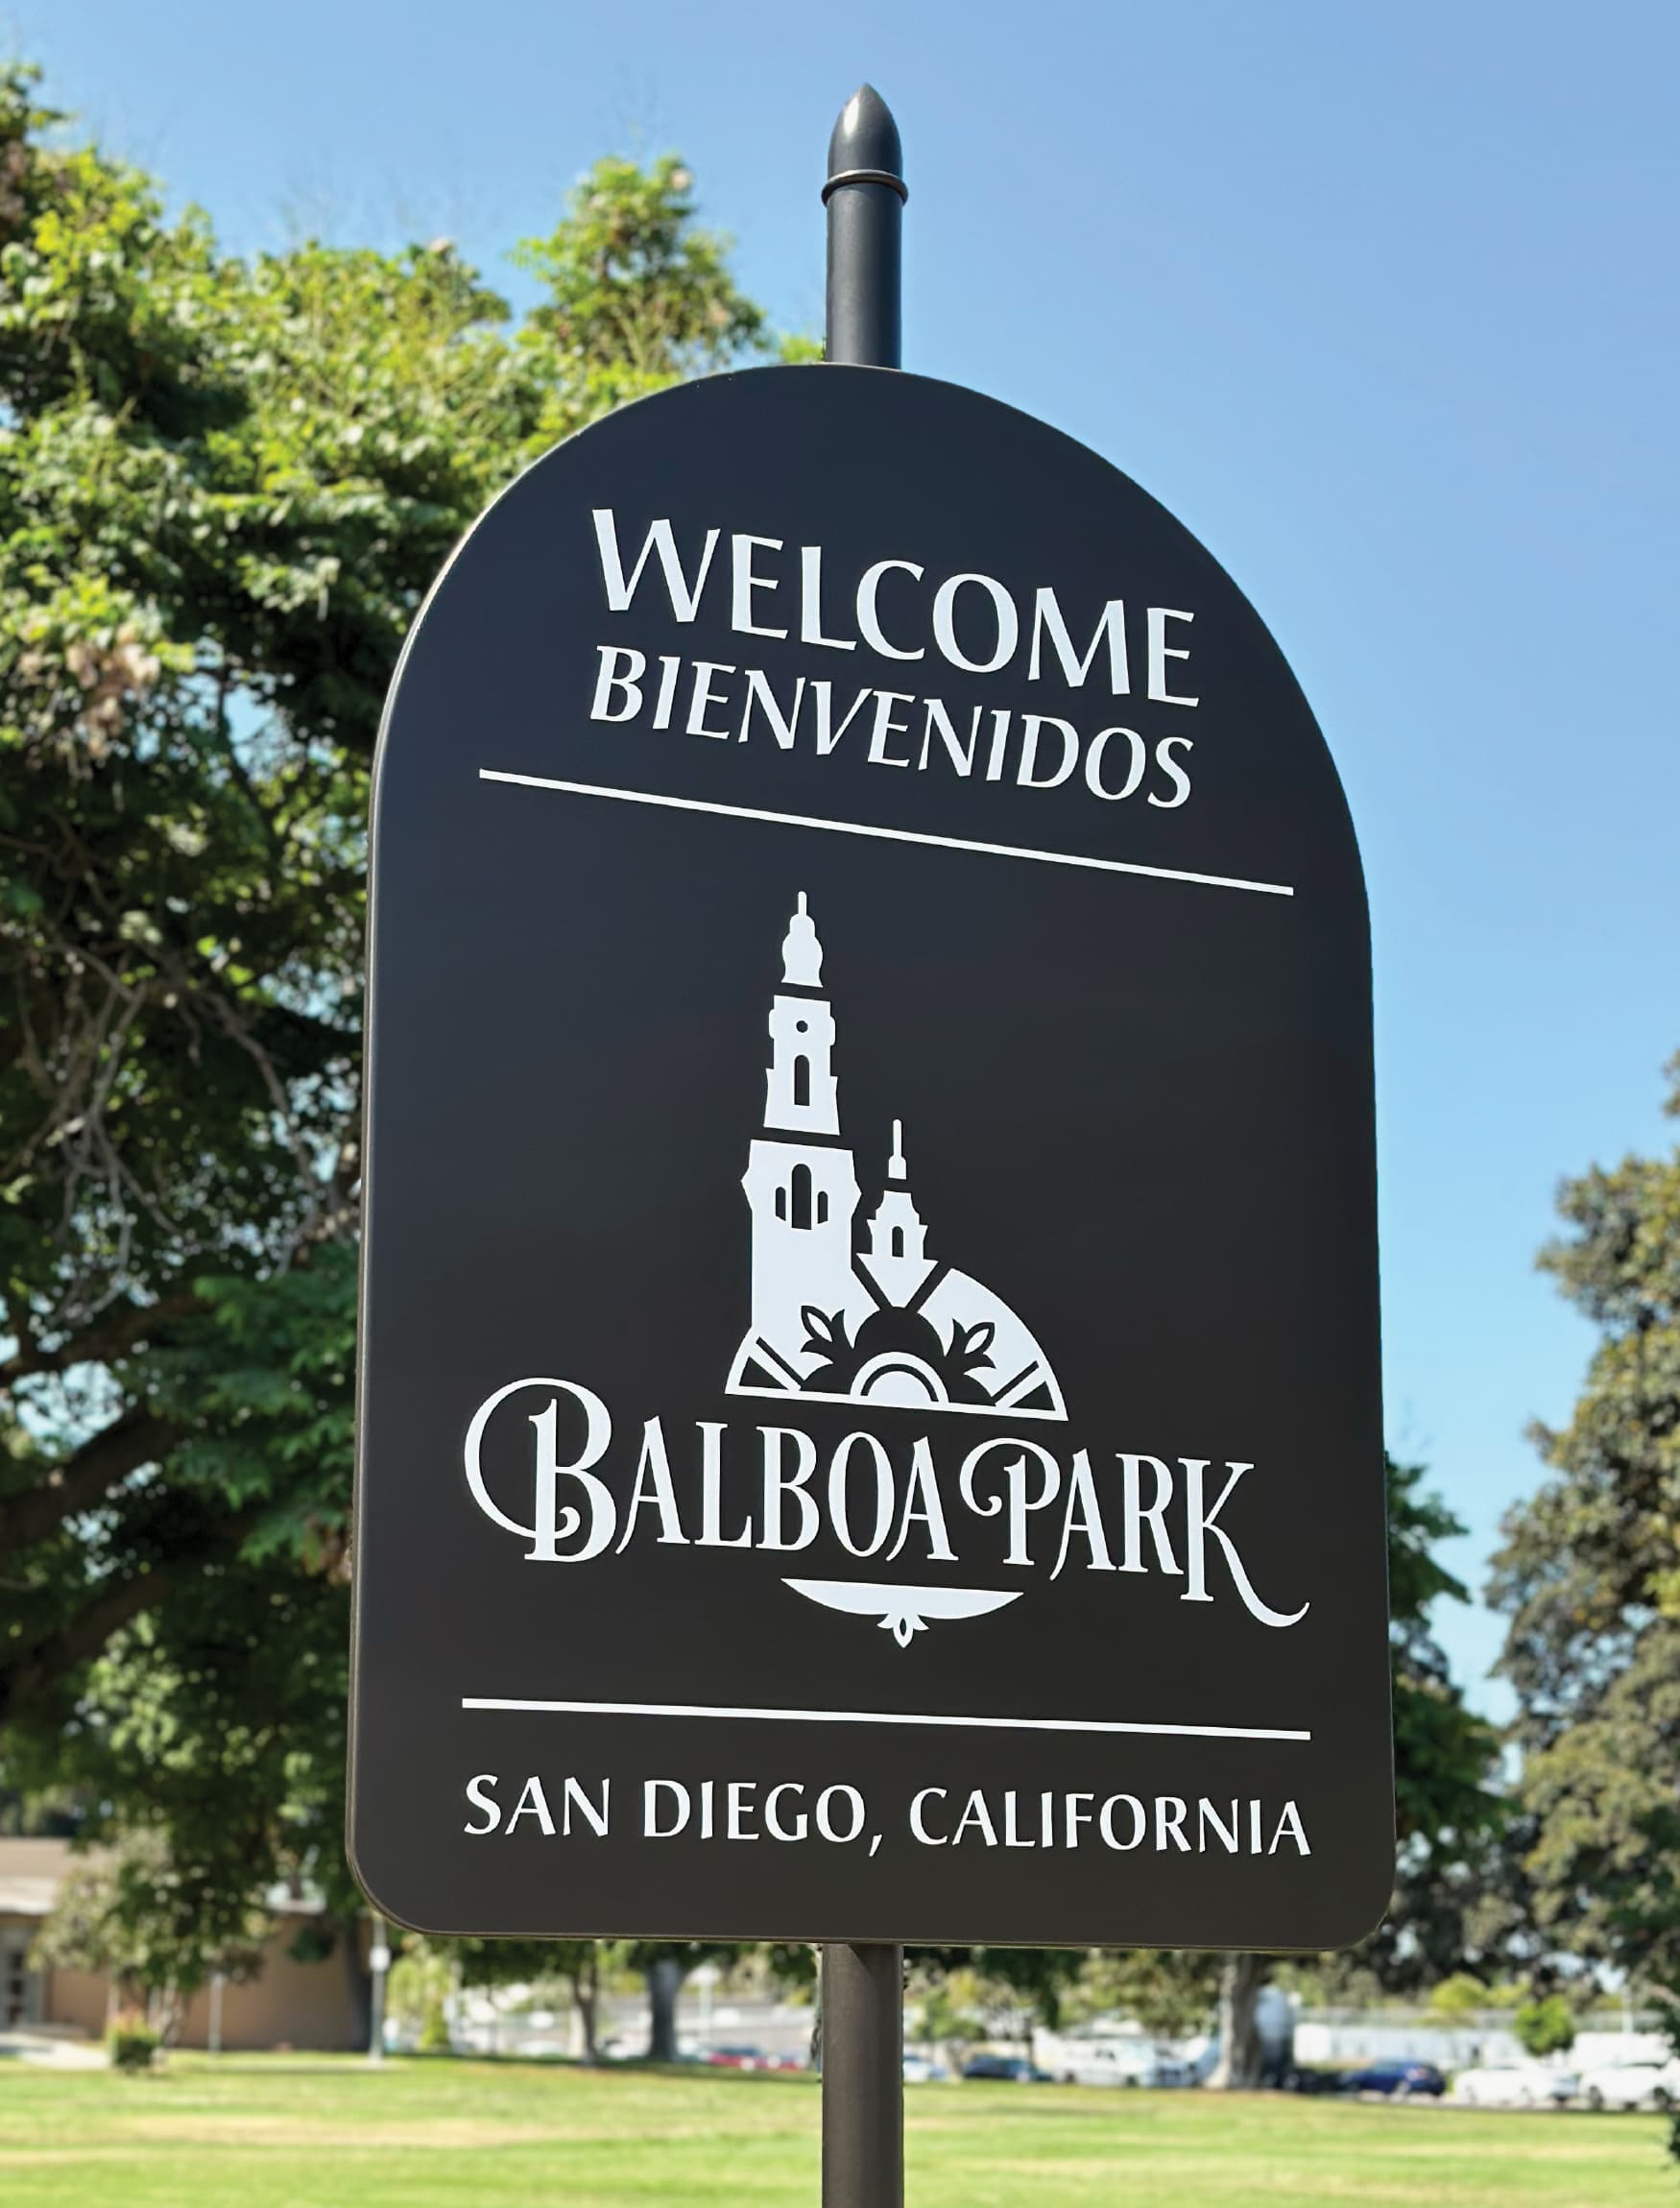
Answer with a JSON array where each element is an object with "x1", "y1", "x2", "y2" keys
[{"x1": 727, "y1": 894, "x2": 1066, "y2": 1421}]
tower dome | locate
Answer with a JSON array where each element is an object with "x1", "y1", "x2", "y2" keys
[
  {"x1": 865, "y1": 1118, "x2": 929, "y2": 1297},
  {"x1": 780, "y1": 892, "x2": 824, "y2": 988}
]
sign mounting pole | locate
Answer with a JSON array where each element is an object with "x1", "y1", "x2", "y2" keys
[
  {"x1": 822, "y1": 1939, "x2": 904, "y2": 2208},
  {"x1": 821, "y1": 85, "x2": 908, "y2": 2208},
  {"x1": 824, "y1": 83, "x2": 905, "y2": 371}
]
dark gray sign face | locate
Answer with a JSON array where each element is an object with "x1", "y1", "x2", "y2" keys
[{"x1": 349, "y1": 365, "x2": 1392, "y2": 1951}]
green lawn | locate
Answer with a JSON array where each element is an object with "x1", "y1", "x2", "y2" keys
[{"x1": 0, "y1": 2053, "x2": 1670, "y2": 2207}]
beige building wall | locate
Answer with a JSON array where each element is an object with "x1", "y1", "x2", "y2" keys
[
  {"x1": 0, "y1": 1839, "x2": 369, "y2": 2052},
  {"x1": 45, "y1": 1918, "x2": 366, "y2": 2051},
  {"x1": 36, "y1": 1919, "x2": 364, "y2": 2050},
  {"x1": 173, "y1": 1917, "x2": 364, "y2": 2052},
  {"x1": 38, "y1": 1963, "x2": 108, "y2": 2035}
]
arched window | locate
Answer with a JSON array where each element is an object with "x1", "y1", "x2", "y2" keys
[
  {"x1": 891, "y1": 1225, "x2": 905, "y2": 1258},
  {"x1": 790, "y1": 1163, "x2": 812, "y2": 1231},
  {"x1": 775, "y1": 1187, "x2": 786, "y2": 1221},
  {"x1": 792, "y1": 1054, "x2": 811, "y2": 1109},
  {"x1": 817, "y1": 1191, "x2": 829, "y2": 1224}
]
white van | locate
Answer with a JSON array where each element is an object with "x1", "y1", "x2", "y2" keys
[{"x1": 1037, "y1": 2032, "x2": 1172, "y2": 2088}]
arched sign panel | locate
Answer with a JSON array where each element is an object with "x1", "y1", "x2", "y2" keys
[{"x1": 349, "y1": 366, "x2": 1392, "y2": 1950}]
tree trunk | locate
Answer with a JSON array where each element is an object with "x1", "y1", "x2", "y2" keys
[
  {"x1": 150, "y1": 1981, "x2": 186, "y2": 2048},
  {"x1": 336, "y1": 1913, "x2": 373, "y2": 2053},
  {"x1": 646, "y1": 1956, "x2": 684, "y2": 2063},
  {"x1": 573, "y1": 1945, "x2": 601, "y2": 2062},
  {"x1": 1209, "y1": 1954, "x2": 1269, "y2": 2089}
]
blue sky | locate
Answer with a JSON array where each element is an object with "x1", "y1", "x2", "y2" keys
[{"x1": 23, "y1": 0, "x2": 1679, "y2": 1714}]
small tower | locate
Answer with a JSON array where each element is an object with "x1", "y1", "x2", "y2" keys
[
  {"x1": 742, "y1": 895, "x2": 860, "y2": 1355},
  {"x1": 864, "y1": 1120, "x2": 933, "y2": 1303},
  {"x1": 764, "y1": 893, "x2": 840, "y2": 1137}
]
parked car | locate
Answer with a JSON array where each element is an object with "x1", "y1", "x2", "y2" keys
[
  {"x1": 1452, "y1": 2062, "x2": 1577, "y2": 2108},
  {"x1": 704, "y1": 2045, "x2": 770, "y2": 2071},
  {"x1": 962, "y1": 2054, "x2": 1050, "y2": 2083},
  {"x1": 1284, "y1": 2065, "x2": 1348, "y2": 2095},
  {"x1": 1579, "y1": 2057, "x2": 1680, "y2": 2112},
  {"x1": 902, "y1": 2053, "x2": 948, "y2": 2083},
  {"x1": 1341, "y1": 2059, "x2": 1447, "y2": 2100}
]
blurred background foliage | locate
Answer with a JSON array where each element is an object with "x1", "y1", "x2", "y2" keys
[{"x1": 0, "y1": 58, "x2": 771, "y2": 1984}]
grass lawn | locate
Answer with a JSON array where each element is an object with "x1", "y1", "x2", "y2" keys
[{"x1": 0, "y1": 2053, "x2": 1670, "y2": 2207}]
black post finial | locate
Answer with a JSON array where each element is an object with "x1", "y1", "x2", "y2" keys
[
  {"x1": 825, "y1": 84, "x2": 905, "y2": 203},
  {"x1": 824, "y1": 85, "x2": 905, "y2": 370}
]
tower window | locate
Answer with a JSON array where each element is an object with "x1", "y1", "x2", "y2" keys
[
  {"x1": 792, "y1": 1054, "x2": 811, "y2": 1108},
  {"x1": 775, "y1": 1187, "x2": 786, "y2": 1221},
  {"x1": 817, "y1": 1191, "x2": 829, "y2": 1224},
  {"x1": 790, "y1": 1163, "x2": 812, "y2": 1231},
  {"x1": 891, "y1": 1225, "x2": 905, "y2": 1258}
]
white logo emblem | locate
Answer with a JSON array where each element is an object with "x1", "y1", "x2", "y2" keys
[{"x1": 727, "y1": 894, "x2": 1066, "y2": 1423}]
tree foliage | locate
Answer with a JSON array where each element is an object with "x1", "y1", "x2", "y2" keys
[
  {"x1": 1210, "y1": 1454, "x2": 1504, "y2": 2082},
  {"x1": 1491, "y1": 1055, "x2": 1680, "y2": 2032},
  {"x1": 620, "y1": 1941, "x2": 748, "y2": 2061},
  {"x1": 1369, "y1": 1455, "x2": 1506, "y2": 1987},
  {"x1": 32, "y1": 1827, "x2": 269, "y2": 2038},
  {"x1": 1063, "y1": 1949, "x2": 1222, "y2": 2040},
  {"x1": 1512, "y1": 1994, "x2": 1575, "y2": 2058},
  {"x1": 0, "y1": 63, "x2": 770, "y2": 1916}
]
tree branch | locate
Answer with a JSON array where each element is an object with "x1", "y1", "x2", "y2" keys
[
  {"x1": 0, "y1": 1292, "x2": 204, "y2": 1392},
  {"x1": 0, "y1": 1502, "x2": 261, "y2": 1729},
  {"x1": 0, "y1": 1409, "x2": 180, "y2": 1553},
  {"x1": 0, "y1": 1564, "x2": 174, "y2": 1730}
]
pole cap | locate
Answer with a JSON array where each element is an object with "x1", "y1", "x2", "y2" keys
[{"x1": 823, "y1": 84, "x2": 906, "y2": 204}]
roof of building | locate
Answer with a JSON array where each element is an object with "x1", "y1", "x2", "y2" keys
[
  {"x1": 0, "y1": 1836, "x2": 327, "y2": 1922},
  {"x1": 0, "y1": 1837, "x2": 79, "y2": 1918}
]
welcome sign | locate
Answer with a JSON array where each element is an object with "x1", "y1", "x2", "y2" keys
[{"x1": 348, "y1": 366, "x2": 1392, "y2": 1950}]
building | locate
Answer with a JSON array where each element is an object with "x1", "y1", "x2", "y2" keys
[{"x1": 0, "y1": 1836, "x2": 369, "y2": 2051}]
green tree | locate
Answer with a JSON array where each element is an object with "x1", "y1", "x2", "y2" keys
[
  {"x1": 0, "y1": 61, "x2": 770, "y2": 1923},
  {"x1": 448, "y1": 1936, "x2": 612, "y2": 2060},
  {"x1": 1428, "y1": 1970, "x2": 1493, "y2": 2021},
  {"x1": 1369, "y1": 1455, "x2": 1509, "y2": 1989},
  {"x1": 1210, "y1": 1453, "x2": 1504, "y2": 2085},
  {"x1": 1063, "y1": 1950, "x2": 1223, "y2": 2041},
  {"x1": 386, "y1": 1936, "x2": 455, "y2": 2052},
  {"x1": 12, "y1": 1530, "x2": 374, "y2": 2034},
  {"x1": 622, "y1": 1941, "x2": 747, "y2": 2063},
  {"x1": 32, "y1": 1827, "x2": 269, "y2": 2041},
  {"x1": 1512, "y1": 1994, "x2": 1575, "y2": 2058},
  {"x1": 908, "y1": 1968, "x2": 984, "y2": 2063},
  {"x1": 1490, "y1": 1053, "x2": 1680, "y2": 2134}
]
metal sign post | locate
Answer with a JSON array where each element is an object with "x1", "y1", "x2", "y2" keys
[
  {"x1": 822, "y1": 1940, "x2": 904, "y2": 2208},
  {"x1": 820, "y1": 86, "x2": 908, "y2": 2208}
]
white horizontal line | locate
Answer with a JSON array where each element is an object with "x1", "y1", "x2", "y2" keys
[
  {"x1": 462, "y1": 1695, "x2": 1310, "y2": 1742},
  {"x1": 478, "y1": 772, "x2": 1295, "y2": 899}
]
